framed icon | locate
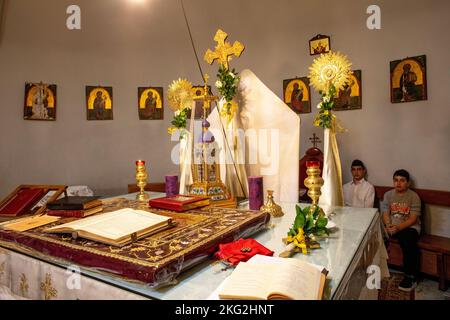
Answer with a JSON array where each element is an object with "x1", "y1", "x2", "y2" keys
[
  {"x1": 334, "y1": 70, "x2": 362, "y2": 111},
  {"x1": 24, "y1": 82, "x2": 57, "y2": 121},
  {"x1": 390, "y1": 55, "x2": 427, "y2": 103},
  {"x1": 309, "y1": 34, "x2": 331, "y2": 55},
  {"x1": 86, "y1": 86, "x2": 113, "y2": 120},
  {"x1": 138, "y1": 87, "x2": 163, "y2": 120},
  {"x1": 283, "y1": 77, "x2": 311, "y2": 114}
]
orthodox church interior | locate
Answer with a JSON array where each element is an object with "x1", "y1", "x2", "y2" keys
[{"x1": 0, "y1": 0, "x2": 448, "y2": 303}]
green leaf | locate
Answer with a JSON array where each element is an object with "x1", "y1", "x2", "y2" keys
[
  {"x1": 305, "y1": 214, "x2": 314, "y2": 232},
  {"x1": 293, "y1": 211, "x2": 305, "y2": 230},
  {"x1": 312, "y1": 207, "x2": 320, "y2": 219},
  {"x1": 316, "y1": 216, "x2": 328, "y2": 229}
]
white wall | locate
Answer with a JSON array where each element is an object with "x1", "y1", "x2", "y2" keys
[{"x1": 0, "y1": 0, "x2": 449, "y2": 198}]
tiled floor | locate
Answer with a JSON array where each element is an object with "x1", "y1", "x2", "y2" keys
[{"x1": 390, "y1": 270, "x2": 449, "y2": 300}]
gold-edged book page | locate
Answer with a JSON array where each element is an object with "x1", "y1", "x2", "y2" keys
[
  {"x1": 0, "y1": 215, "x2": 61, "y2": 232},
  {"x1": 218, "y1": 255, "x2": 327, "y2": 300},
  {"x1": 218, "y1": 262, "x2": 270, "y2": 300},
  {"x1": 44, "y1": 208, "x2": 171, "y2": 246}
]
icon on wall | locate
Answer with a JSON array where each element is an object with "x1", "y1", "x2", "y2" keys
[
  {"x1": 283, "y1": 77, "x2": 311, "y2": 114},
  {"x1": 138, "y1": 87, "x2": 164, "y2": 120},
  {"x1": 86, "y1": 86, "x2": 113, "y2": 120},
  {"x1": 309, "y1": 34, "x2": 331, "y2": 55},
  {"x1": 24, "y1": 82, "x2": 57, "y2": 121},
  {"x1": 390, "y1": 55, "x2": 427, "y2": 103},
  {"x1": 334, "y1": 70, "x2": 362, "y2": 111}
]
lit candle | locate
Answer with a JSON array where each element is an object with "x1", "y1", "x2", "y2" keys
[{"x1": 306, "y1": 161, "x2": 320, "y2": 168}]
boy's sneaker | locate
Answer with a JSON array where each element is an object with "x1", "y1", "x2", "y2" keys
[{"x1": 398, "y1": 275, "x2": 417, "y2": 292}]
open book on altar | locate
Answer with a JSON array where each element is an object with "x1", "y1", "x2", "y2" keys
[
  {"x1": 217, "y1": 255, "x2": 328, "y2": 300},
  {"x1": 44, "y1": 208, "x2": 173, "y2": 247}
]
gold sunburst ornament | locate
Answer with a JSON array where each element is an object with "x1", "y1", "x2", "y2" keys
[
  {"x1": 167, "y1": 78, "x2": 194, "y2": 111},
  {"x1": 309, "y1": 51, "x2": 352, "y2": 93},
  {"x1": 167, "y1": 78, "x2": 194, "y2": 137},
  {"x1": 308, "y1": 51, "x2": 353, "y2": 129}
]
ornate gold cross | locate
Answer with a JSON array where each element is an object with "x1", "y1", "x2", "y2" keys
[
  {"x1": 204, "y1": 29, "x2": 245, "y2": 70},
  {"x1": 193, "y1": 74, "x2": 218, "y2": 117}
]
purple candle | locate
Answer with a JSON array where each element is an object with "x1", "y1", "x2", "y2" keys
[
  {"x1": 165, "y1": 175, "x2": 179, "y2": 197},
  {"x1": 248, "y1": 176, "x2": 264, "y2": 210}
]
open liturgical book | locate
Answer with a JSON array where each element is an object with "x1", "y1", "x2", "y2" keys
[
  {"x1": 44, "y1": 208, "x2": 173, "y2": 247},
  {"x1": 218, "y1": 255, "x2": 328, "y2": 300}
]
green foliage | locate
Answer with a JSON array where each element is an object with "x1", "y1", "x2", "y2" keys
[
  {"x1": 216, "y1": 65, "x2": 240, "y2": 102},
  {"x1": 288, "y1": 205, "x2": 330, "y2": 238},
  {"x1": 171, "y1": 108, "x2": 188, "y2": 129},
  {"x1": 314, "y1": 84, "x2": 337, "y2": 129}
]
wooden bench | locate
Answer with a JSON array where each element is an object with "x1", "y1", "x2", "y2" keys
[{"x1": 375, "y1": 186, "x2": 450, "y2": 290}]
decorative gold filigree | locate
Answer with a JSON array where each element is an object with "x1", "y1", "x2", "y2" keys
[
  {"x1": 167, "y1": 78, "x2": 194, "y2": 111},
  {"x1": 260, "y1": 190, "x2": 284, "y2": 217},
  {"x1": 40, "y1": 273, "x2": 57, "y2": 300},
  {"x1": 1, "y1": 203, "x2": 265, "y2": 270},
  {"x1": 204, "y1": 29, "x2": 245, "y2": 70},
  {"x1": 308, "y1": 51, "x2": 352, "y2": 93},
  {"x1": 19, "y1": 273, "x2": 29, "y2": 297}
]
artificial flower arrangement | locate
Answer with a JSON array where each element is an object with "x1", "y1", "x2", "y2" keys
[
  {"x1": 282, "y1": 205, "x2": 330, "y2": 256},
  {"x1": 167, "y1": 78, "x2": 194, "y2": 139},
  {"x1": 215, "y1": 65, "x2": 240, "y2": 124},
  {"x1": 308, "y1": 51, "x2": 352, "y2": 129}
]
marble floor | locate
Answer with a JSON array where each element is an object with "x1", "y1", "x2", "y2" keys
[{"x1": 390, "y1": 270, "x2": 449, "y2": 300}]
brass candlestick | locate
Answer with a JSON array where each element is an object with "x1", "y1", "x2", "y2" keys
[
  {"x1": 260, "y1": 190, "x2": 284, "y2": 217},
  {"x1": 304, "y1": 161, "x2": 324, "y2": 216},
  {"x1": 135, "y1": 160, "x2": 149, "y2": 202}
]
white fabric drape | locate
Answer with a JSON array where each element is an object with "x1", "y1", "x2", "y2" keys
[{"x1": 319, "y1": 128, "x2": 344, "y2": 213}]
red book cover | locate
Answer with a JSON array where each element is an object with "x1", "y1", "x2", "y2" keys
[
  {"x1": 0, "y1": 188, "x2": 45, "y2": 216},
  {"x1": 148, "y1": 195, "x2": 210, "y2": 212}
]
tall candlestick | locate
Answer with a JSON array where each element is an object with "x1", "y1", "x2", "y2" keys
[{"x1": 135, "y1": 160, "x2": 149, "y2": 202}]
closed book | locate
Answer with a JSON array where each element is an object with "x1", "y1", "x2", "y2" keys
[
  {"x1": 46, "y1": 206, "x2": 103, "y2": 218},
  {"x1": 0, "y1": 188, "x2": 45, "y2": 217},
  {"x1": 148, "y1": 195, "x2": 210, "y2": 212},
  {"x1": 47, "y1": 196, "x2": 102, "y2": 210}
]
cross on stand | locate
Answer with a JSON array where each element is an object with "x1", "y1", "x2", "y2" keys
[
  {"x1": 204, "y1": 29, "x2": 245, "y2": 70},
  {"x1": 309, "y1": 133, "x2": 321, "y2": 148}
]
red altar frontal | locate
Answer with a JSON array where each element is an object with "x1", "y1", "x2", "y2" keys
[{"x1": 0, "y1": 198, "x2": 270, "y2": 287}]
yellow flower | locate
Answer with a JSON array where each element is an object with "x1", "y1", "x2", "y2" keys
[
  {"x1": 167, "y1": 126, "x2": 177, "y2": 135},
  {"x1": 286, "y1": 228, "x2": 309, "y2": 254},
  {"x1": 219, "y1": 100, "x2": 238, "y2": 125}
]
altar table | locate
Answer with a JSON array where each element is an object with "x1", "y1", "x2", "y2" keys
[{"x1": 0, "y1": 192, "x2": 388, "y2": 300}]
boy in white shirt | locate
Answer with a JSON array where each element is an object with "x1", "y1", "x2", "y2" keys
[{"x1": 343, "y1": 159, "x2": 375, "y2": 208}]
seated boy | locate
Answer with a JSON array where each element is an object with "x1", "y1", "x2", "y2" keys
[
  {"x1": 381, "y1": 169, "x2": 421, "y2": 291},
  {"x1": 343, "y1": 159, "x2": 375, "y2": 208}
]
